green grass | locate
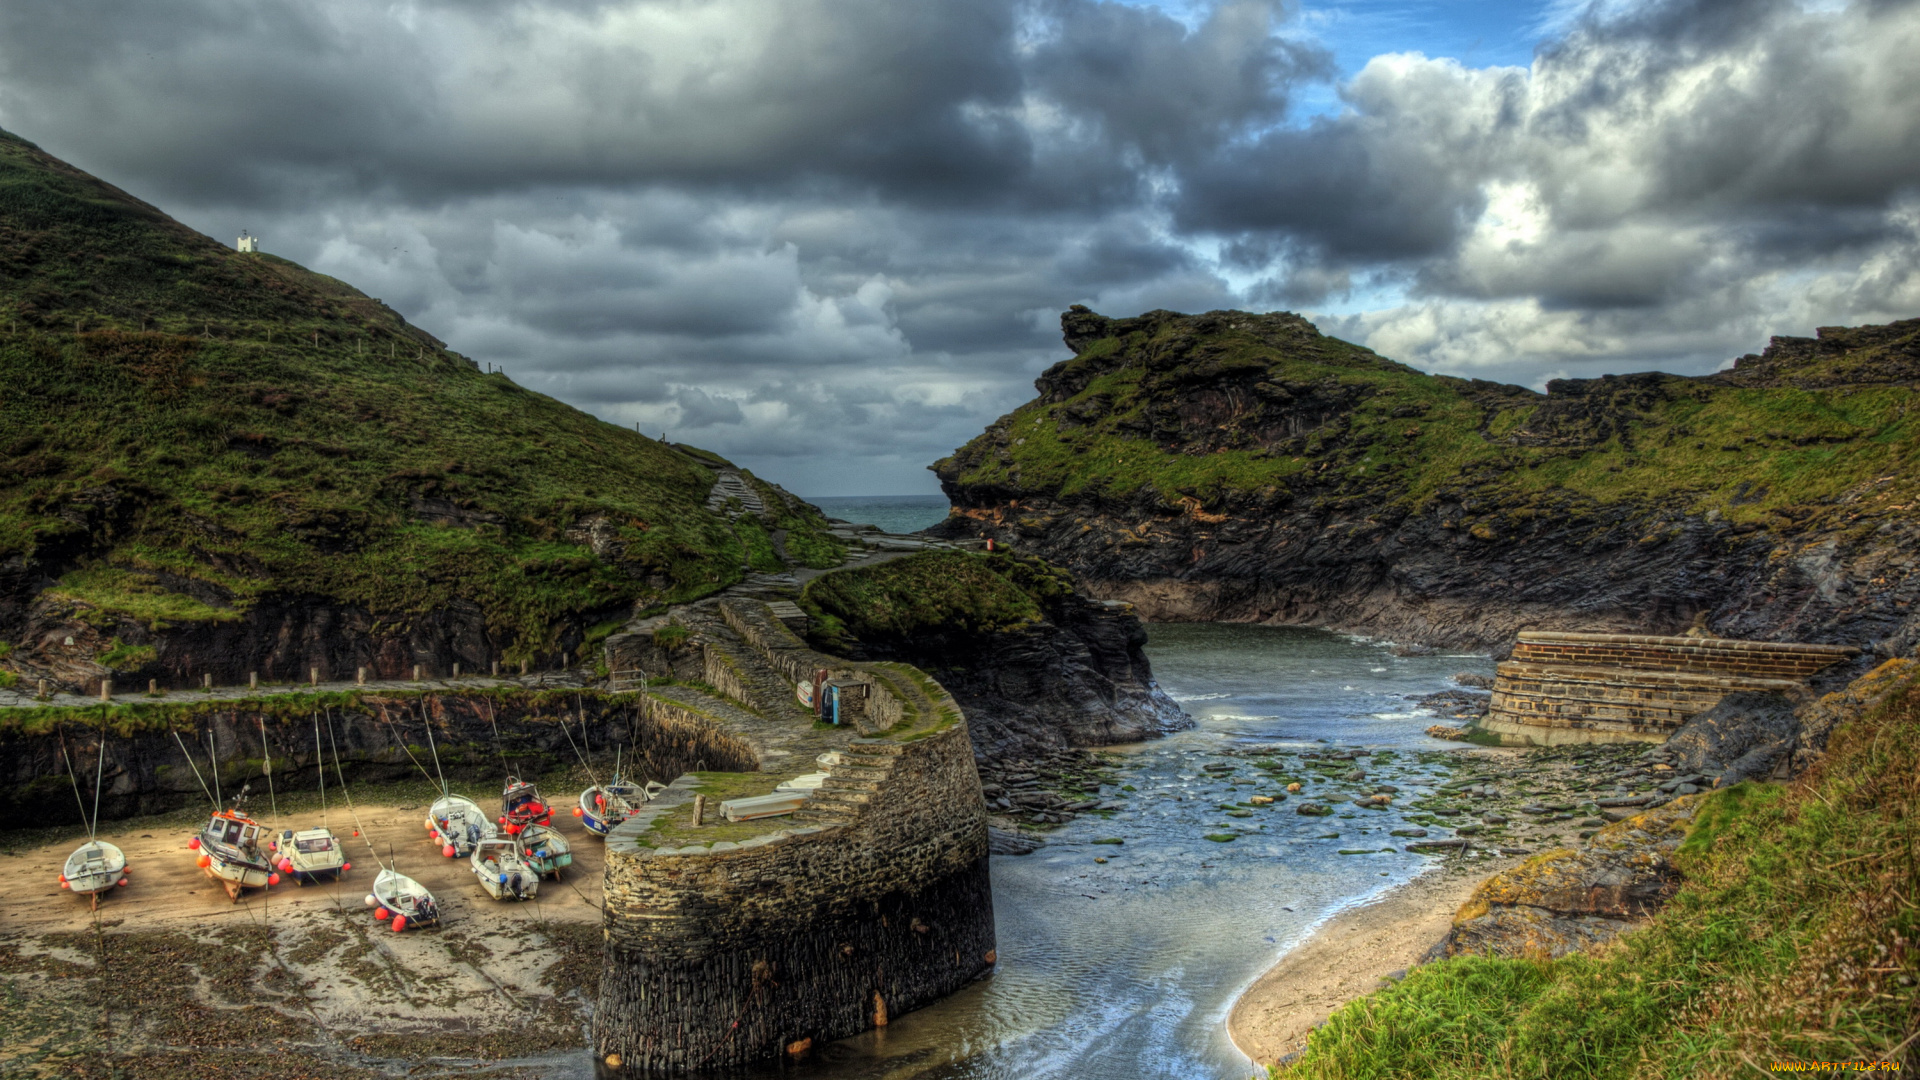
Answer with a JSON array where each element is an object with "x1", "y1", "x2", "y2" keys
[
  {"x1": 937, "y1": 310, "x2": 1920, "y2": 530},
  {"x1": 0, "y1": 126, "x2": 847, "y2": 669},
  {"x1": 1279, "y1": 658, "x2": 1920, "y2": 1079},
  {"x1": 644, "y1": 771, "x2": 787, "y2": 846},
  {"x1": 800, "y1": 549, "x2": 1074, "y2": 647}
]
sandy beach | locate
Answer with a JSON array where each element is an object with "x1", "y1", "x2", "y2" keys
[
  {"x1": 1227, "y1": 860, "x2": 1511, "y2": 1070},
  {"x1": 0, "y1": 797, "x2": 604, "y2": 1079}
]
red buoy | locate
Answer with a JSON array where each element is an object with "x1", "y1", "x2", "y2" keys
[
  {"x1": 197, "y1": 854, "x2": 212, "y2": 868},
  {"x1": 117, "y1": 878, "x2": 128, "y2": 887},
  {"x1": 391, "y1": 915, "x2": 407, "y2": 933},
  {"x1": 187, "y1": 837, "x2": 201, "y2": 851},
  {"x1": 375, "y1": 907, "x2": 391, "y2": 920},
  {"x1": 268, "y1": 873, "x2": 280, "y2": 886},
  {"x1": 342, "y1": 862, "x2": 352, "y2": 872},
  {"x1": 442, "y1": 844, "x2": 456, "y2": 858},
  {"x1": 573, "y1": 807, "x2": 585, "y2": 817}
]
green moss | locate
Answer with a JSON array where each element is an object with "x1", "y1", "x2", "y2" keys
[{"x1": 96, "y1": 637, "x2": 158, "y2": 671}]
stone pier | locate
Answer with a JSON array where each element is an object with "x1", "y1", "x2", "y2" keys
[
  {"x1": 591, "y1": 597, "x2": 995, "y2": 1075},
  {"x1": 1482, "y1": 631, "x2": 1858, "y2": 745}
]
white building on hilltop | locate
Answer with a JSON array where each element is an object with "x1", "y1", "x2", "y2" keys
[{"x1": 237, "y1": 231, "x2": 258, "y2": 253}]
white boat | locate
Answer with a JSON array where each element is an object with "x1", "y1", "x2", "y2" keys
[
  {"x1": 470, "y1": 837, "x2": 538, "y2": 901},
  {"x1": 576, "y1": 776, "x2": 666, "y2": 836},
  {"x1": 517, "y1": 823, "x2": 573, "y2": 879},
  {"x1": 271, "y1": 826, "x2": 348, "y2": 884},
  {"x1": 61, "y1": 840, "x2": 127, "y2": 910},
  {"x1": 365, "y1": 868, "x2": 439, "y2": 932},
  {"x1": 192, "y1": 805, "x2": 275, "y2": 901},
  {"x1": 427, "y1": 794, "x2": 496, "y2": 857}
]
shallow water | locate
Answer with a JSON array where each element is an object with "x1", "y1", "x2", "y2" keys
[{"x1": 752, "y1": 623, "x2": 1495, "y2": 1080}]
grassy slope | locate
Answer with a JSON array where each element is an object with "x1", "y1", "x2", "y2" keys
[
  {"x1": 0, "y1": 127, "x2": 837, "y2": 660},
  {"x1": 939, "y1": 310, "x2": 1920, "y2": 529},
  {"x1": 799, "y1": 549, "x2": 1075, "y2": 648},
  {"x1": 1282, "y1": 660, "x2": 1920, "y2": 1078}
]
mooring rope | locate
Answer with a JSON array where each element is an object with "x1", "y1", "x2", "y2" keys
[{"x1": 171, "y1": 729, "x2": 217, "y2": 808}]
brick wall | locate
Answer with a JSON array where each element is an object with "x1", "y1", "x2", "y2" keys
[{"x1": 1486, "y1": 632, "x2": 1857, "y2": 745}]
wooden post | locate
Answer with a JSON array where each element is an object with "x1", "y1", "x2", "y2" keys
[
  {"x1": 249, "y1": 672, "x2": 258, "y2": 690},
  {"x1": 357, "y1": 666, "x2": 367, "y2": 686},
  {"x1": 38, "y1": 679, "x2": 49, "y2": 698},
  {"x1": 691, "y1": 795, "x2": 706, "y2": 828},
  {"x1": 520, "y1": 659, "x2": 528, "y2": 676},
  {"x1": 453, "y1": 662, "x2": 461, "y2": 679},
  {"x1": 99, "y1": 680, "x2": 111, "y2": 702},
  {"x1": 491, "y1": 660, "x2": 500, "y2": 677},
  {"x1": 310, "y1": 666, "x2": 319, "y2": 686},
  {"x1": 413, "y1": 664, "x2": 422, "y2": 681},
  {"x1": 203, "y1": 673, "x2": 212, "y2": 689},
  {"x1": 148, "y1": 678, "x2": 158, "y2": 695}
]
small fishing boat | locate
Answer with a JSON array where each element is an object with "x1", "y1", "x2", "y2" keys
[
  {"x1": 58, "y1": 728, "x2": 128, "y2": 910},
  {"x1": 365, "y1": 867, "x2": 439, "y2": 932},
  {"x1": 60, "y1": 840, "x2": 128, "y2": 910},
  {"x1": 575, "y1": 776, "x2": 665, "y2": 836},
  {"x1": 499, "y1": 776, "x2": 553, "y2": 832},
  {"x1": 516, "y1": 822, "x2": 573, "y2": 879},
  {"x1": 470, "y1": 836, "x2": 538, "y2": 901},
  {"x1": 191, "y1": 798, "x2": 277, "y2": 902},
  {"x1": 271, "y1": 826, "x2": 349, "y2": 884},
  {"x1": 427, "y1": 793, "x2": 496, "y2": 857}
]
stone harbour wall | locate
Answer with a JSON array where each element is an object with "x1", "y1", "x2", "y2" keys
[
  {"x1": 1485, "y1": 632, "x2": 1858, "y2": 744},
  {"x1": 592, "y1": 721, "x2": 994, "y2": 1075}
]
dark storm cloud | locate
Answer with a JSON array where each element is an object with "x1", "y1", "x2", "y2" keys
[{"x1": 2, "y1": 0, "x2": 1916, "y2": 492}]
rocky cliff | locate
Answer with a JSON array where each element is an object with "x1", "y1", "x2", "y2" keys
[
  {"x1": 799, "y1": 550, "x2": 1189, "y2": 762},
  {"x1": 932, "y1": 307, "x2": 1920, "y2": 657}
]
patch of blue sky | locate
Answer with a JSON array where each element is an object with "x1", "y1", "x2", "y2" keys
[{"x1": 1106, "y1": 0, "x2": 1558, "y2": 120}]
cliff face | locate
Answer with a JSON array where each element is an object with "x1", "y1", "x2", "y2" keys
[
  {"x1": 799, "y1": 550, "x2": 1190, "y2": 762},
  {"x1": 932, "y1": 307, "x2": 1920, "y2": 655}
]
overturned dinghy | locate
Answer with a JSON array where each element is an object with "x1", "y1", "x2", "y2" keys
[
  {"x1": 61, "y1": 840, "x2": 127, "y2": 910},
  {"x1": 517, "y1": 823, "x2": 573, "y2": 879},
  {"x1": 366, "y1": 868, "x2": 439, "y2": 932},
  {"x1": 428, "y1": 794, "x2": 496, "y2": 858},
  {"x1": 471, "y1": 837, "x2": 538, "y2": 901},
  {"x1": 576, "y1": 777, "x2": 666, "y2": 836}
]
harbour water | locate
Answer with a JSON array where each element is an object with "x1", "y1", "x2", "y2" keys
[{"x1": 765, "y1": 623, "x2": 1494, "y2": 1080}]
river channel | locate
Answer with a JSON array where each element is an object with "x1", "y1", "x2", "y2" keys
[{"x1": 743, "y1": 622, "x2": 1495, "y2": 1080}]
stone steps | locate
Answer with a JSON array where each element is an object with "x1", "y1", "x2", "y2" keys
[
  {"x1": 704, "y1": 470, "x2": 765, "y2": 518},
  {"x1": 677, "y1": 606, "x2": 816, "y2": 724}
]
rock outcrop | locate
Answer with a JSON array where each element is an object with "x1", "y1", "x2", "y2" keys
[
  {"x1": 931, "y1": 307, "x2": 1920, "y2": 655},
  {"x1": 1436, "y1": 796, "x2": 1696, "y2": 960}
]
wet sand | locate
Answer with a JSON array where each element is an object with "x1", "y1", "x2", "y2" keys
[
  {"x1": 1226, "y1": 866, "x2": 1497, "y2": 1069},
  {"x1": 0, "y1": 800, "x2": 604, "y2": 1079}
]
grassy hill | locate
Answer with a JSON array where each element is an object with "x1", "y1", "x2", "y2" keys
[
  {"x1": 938, "y1": 306, "x2": 1920, "y2": 526},
  {"x1": 932, "y1": 306, "x2": 1920, "y2": 649},
  {"x1": 0, "y1": 127, "x2": 838, "y2": 683}
]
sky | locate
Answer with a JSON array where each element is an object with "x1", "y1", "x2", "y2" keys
[{"x1": 3, "y1": 0, "x2": 1917, "y2": 496}]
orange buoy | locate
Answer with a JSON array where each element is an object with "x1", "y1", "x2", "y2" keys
[
  {"x1": 390, "y1": 915, "x2": 407, "y2": 933},
  {"x1": 197, "y1": 854, "x2": 212, "y2": 868},
  {"x1": 188, "y1": 837, "x2": 201, "y2": 850}
]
